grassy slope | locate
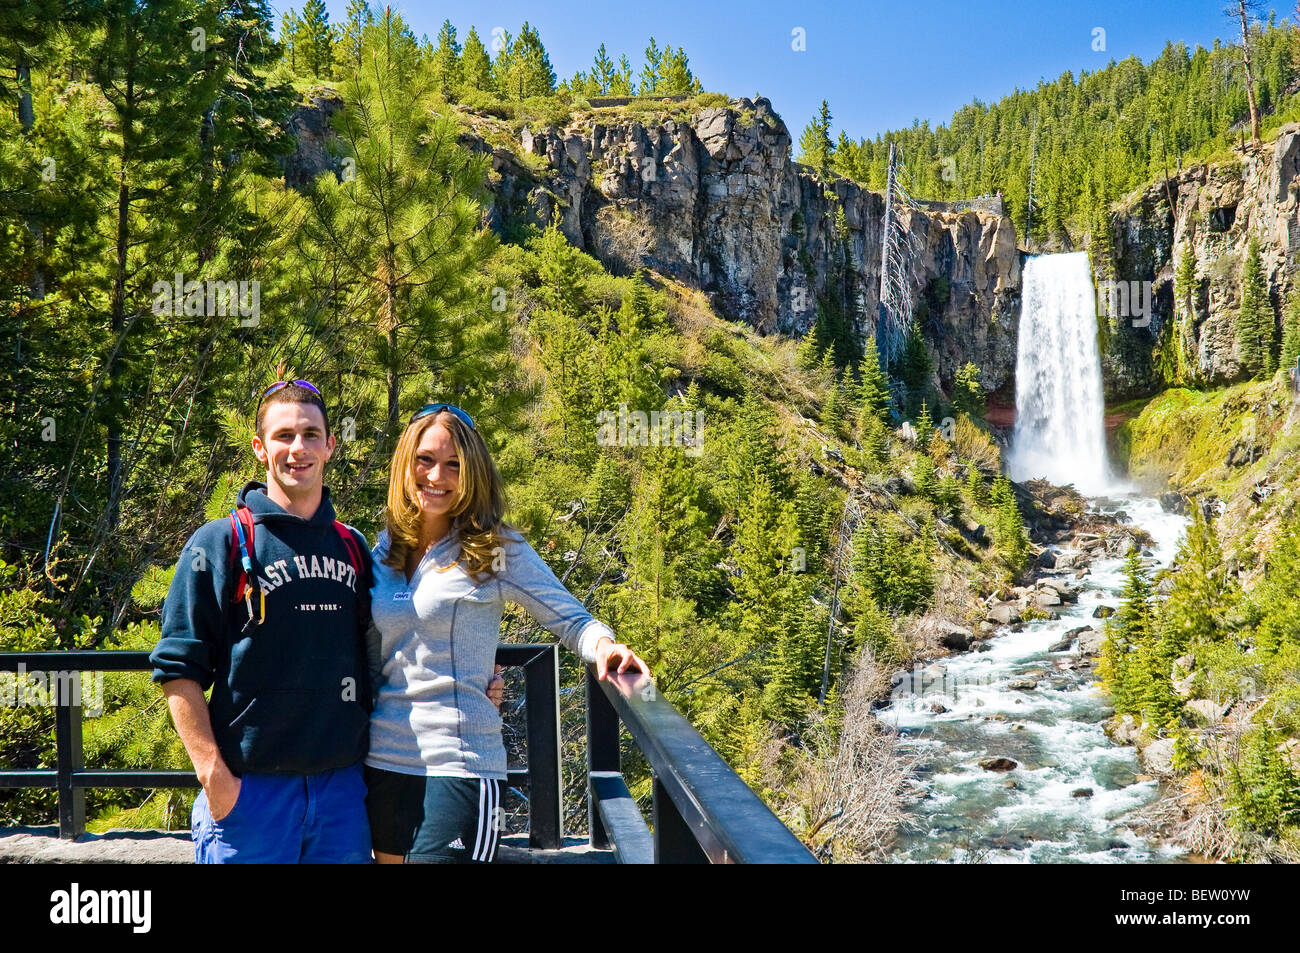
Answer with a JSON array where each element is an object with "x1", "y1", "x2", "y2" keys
[{"x1": 1116, "y1": 375, "x2": 1300, "y2": 576}]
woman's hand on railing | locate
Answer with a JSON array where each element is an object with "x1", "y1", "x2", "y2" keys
[
  {"x1": 593, "y1": 637, "x2": 650, "y2": 681},
  {"x1": 487, "y1": 664, "x2": 505, "y2": 710}
]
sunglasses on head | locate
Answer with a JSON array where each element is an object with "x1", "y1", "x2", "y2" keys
[
  {"x1": 409, "y1": 403, "x2": 475, "y2": 430},
  {"x1": 257, "y1": 379, "x2": 322, "y2": 414}
]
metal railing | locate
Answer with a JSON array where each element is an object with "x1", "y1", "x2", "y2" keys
[
  {"x1": 584, "y1": 669, "x2": 816, "y2": 864},
  {"x1": 0, "y1": 648, "x2": 815, "y2": 863}
]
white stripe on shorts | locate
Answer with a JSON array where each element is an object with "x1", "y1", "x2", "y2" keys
[
  {"x1": 485, "y1": 780, "x2": 500, "y2": 862},
  {"x1": 472, "y1": 778, "x2": 489, "y2": 861}
]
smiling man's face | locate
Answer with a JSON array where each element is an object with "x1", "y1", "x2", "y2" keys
[{"x1": 252, "y1": 401, "x2": 335, "y2": 513}]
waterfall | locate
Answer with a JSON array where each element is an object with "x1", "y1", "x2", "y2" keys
[{"x1": 1007, "y1": 252, "x2": 1112, "y2": 495}]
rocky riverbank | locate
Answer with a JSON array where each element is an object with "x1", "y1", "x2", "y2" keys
[
  {"x1": 882, "y1": 491, "x2": 1191, "y2": 863},
  {"x1": 925, "y1": 480, "x2": 1158, "y2": 660}
]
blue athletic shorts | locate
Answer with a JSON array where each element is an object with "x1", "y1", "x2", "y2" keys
[
  {"x1": 191, "y1": 760, "x2": 372, "y2": 864},
  {"x1": 364, "y1": 765, "x2": 502, "y2": 863}
]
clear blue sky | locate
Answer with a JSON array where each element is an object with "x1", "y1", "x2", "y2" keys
[{"x1": 294, "y1": 1, "x2": 1275, "y2": 143}]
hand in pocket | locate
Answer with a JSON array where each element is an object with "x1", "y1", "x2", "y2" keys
[{"x1": 208, "y1": 772, "x2": 244, "y2": 822}]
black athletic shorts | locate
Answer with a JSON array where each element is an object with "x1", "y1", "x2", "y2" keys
[{"x1": 364, "y1": 765, "x2": 502, "y2": 863}]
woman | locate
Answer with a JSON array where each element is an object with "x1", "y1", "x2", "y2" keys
[{"x1": 364, "y1": 403, "x2": 649, "y2": 864}]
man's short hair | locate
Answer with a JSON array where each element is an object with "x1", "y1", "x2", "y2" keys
[{"x1": 256, "y1": 383, "x2": 331, "y2": 439}]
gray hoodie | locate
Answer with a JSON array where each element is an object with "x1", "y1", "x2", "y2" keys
[{"x1": 365, "y1": 526, "x2": 611, "y2": 779}]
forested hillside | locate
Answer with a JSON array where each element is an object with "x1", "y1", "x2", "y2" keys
[{"x1": 812, "y1": 16, "x2": 1298, "y2": 247}]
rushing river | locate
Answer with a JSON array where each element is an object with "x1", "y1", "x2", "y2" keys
[{"x1": 881, "y1": 495, "x2": 1189, "y2": 863}]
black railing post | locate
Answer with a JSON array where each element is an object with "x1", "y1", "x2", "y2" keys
[
  {"x1": 652, "y1": 775, "x2": 708, "y2": 864},
  {"x1": 54, "y1": 671, "x2": 85, "y2": 839},
  {"x1": 585, "y1": 669, "x2": 620, "y2": 849},
  {"x1": 522, "y1": 645, "x2": 561, "y2": 850}
]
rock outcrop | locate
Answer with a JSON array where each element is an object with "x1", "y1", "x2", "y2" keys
[{"x1": 1107, "y1": 124, "x2": 1300, "y2": 394}]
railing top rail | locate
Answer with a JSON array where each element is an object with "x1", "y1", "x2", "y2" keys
[{"x1": 592, "y1": 669, "x2": 817, "y2": 864}]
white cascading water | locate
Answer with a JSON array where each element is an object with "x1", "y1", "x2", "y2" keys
[{"x1": 1007, "y1": 252, "x2": 1113, "y2": 495}]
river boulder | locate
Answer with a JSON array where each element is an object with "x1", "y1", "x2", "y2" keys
[
  {"x1": 979, "y1": 757, "x2": 1018, "y2": 772},
  {"x1": 987, "y1": 603, "x2": 1021, "y2": 625},
  {"x1": 1034, "y1": 590, "x2": 1062, "y2": 609},
  {"x1": 1139, "y1": 738, "x2": 1177, "y2": 776},
  {"x1": 1108, "y1": 714, "x2": 1142, "y2": 745},
  {"x1": 1077, "y1": 629, "x2": 1106, "y2": 655},
  {"x1": 937, "y1": 621, "x2": 973, "y2": 651}
]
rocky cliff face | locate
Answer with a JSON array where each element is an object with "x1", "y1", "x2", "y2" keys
[
  {"x1": 1108, "y1": 125, "x2": 1300, "y2": 392},
  {"x1": 499, "y1": 97, "x2": 1023, "y2": 396},
  {"x1": 282, "y1": 92, "x2": 1025, "y2": 399}
]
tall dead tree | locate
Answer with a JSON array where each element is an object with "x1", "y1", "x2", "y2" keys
[{"x1": 1233, "y1": 0, "x2": 1263, "y2": 146}]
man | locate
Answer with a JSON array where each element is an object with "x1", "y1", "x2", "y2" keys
[{"x1": 150, "y1": 379, "x2": 376, "y2": 863}]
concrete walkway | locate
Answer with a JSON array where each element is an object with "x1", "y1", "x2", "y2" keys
[
  {"x1": 0, "y1": 828, "x2": 613, "y2": 864},
  {"x1": 0, "y1": 827, "x2": 192, "y2": 863}
]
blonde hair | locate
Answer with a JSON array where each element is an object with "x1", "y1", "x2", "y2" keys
[{"x1": 382, "y1": 410, "x2": 510, "y2": 582}]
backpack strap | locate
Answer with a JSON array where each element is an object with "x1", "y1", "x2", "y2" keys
[
  {"x1": 334, "y1": 521, "x2": 363, "y2": 578},
  {"x1": 228, "y1": 505, "x2": 262, "y2": 627}
]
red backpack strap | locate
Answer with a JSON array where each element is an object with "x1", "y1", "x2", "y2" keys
[
  {"x1": 334, "y1": 521, "x2": 363, "y2": 575},
  {"x1": 229, "y1": 505, "x2": 257, "y2": 603}
]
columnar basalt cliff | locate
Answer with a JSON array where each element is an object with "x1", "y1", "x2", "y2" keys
[
  {"x1": 502, "y1": 97, "x2": 1023, "y2": 396},
  {"x1": 283, "y1": 92, "x2": 1024, "y2": 398},
  {"x1": 1107, "y1": 124, "x2": 1300, "y2": 395}
]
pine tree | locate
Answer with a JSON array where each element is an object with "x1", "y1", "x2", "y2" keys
[
  {"x1": 911, "y1": 451, "x2": 936, "y2": 503},
  {"x1": 640, "y1": 37, "x2": 664, "y2": 95},
  {"x1": 990, "y1": 475, "x2": 1029, "y2": 574},
  {"x1": 1252, "y1": 521, "x2": 1300, "y2": 658},
  {"x1": 1226, "y1": 724, "x2": 1300, "y2": 838},
  {"x1": 660, "y1": 46, "x2": 700, "y2": 95},
  {"x1": 458, "y1": 28, "x2": 493, "y2": 92},
  {"x1": 855, "y1": 335, "x2": 891, "y2": 428},
  {"x1": 610, "y1": 54, "x2": 635, "y2": 96},
  {"x1": 298, "y1": 0, "x2": 333, "y2": 76},
  {"x1": 528, "y1": 221, "x2": 596, "y2": 458},
  {"x1": 798, "y1": 100, "x2": 835, "y2": 180},
  {"x1": 1237, "y1": 237, "x2": 1275, "y2": 378},
  {"x1": 513, "y1": 22, "x2": 555, "y2": 97},
  {"x1": 1099, "y1": 548, "x2": 1157, "y2": 717},
  {"x1": 1162, "y1": 506, "x2": 1235, "y2": 651},
  {"x1": 280, "y1": 8, "x2": 302, "y2": 72},
  {"x1": 953, "y1": 362, "x2": 985, "y2": 418},
  {"x1": 913, "y1": 400, "x2": 934, "y2": 447},
  {"x1": 850, "y1": 519, "x2": 934, "y2": 614},
  {"x1": 592, "y1": 43, "x2": 615, "y2": 95},
  {"x1": 430, "y1": 19, "x2": 462, "y2": 96},
  {"x1": 965, "y1": 463, "x2": 986, "y2": 506},
  {"x1": 899, "y1": 322, "x2": 933, "y2": 407},
  {"x1": 565, "y1": 70, "x2": 600, "y2": 100},
  {"x1": 796, "y1": 318, "x2": 826, "y2": 369},
  {"x1": 335, "y1": 0, "x2": 373, "y2": 75},
  {"x1": 820, "y1": 365, "x2": 845, "y2": 436},
  {"x1": 935, "y1": 472, "x2": 962, "y2": 521},
  {"x1": 610, "y1": 436, "x2": 723, "y2": 678},
  {"x1": 493, "y1": 22, "x2": 555, "y2": 100},
  {"x1": 298, "y1": 7, "x2": 497, "y2": 429}
]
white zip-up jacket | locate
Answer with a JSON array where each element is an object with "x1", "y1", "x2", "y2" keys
[{"x1": 365, "y1": 526, "x2": 612, "y2": 779}]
